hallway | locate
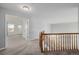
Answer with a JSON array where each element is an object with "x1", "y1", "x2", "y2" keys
[{"x1": 0, "y1": 35, "x2": 43, "y2": 55}]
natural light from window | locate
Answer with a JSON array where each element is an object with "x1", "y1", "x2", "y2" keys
[{"x1": 8, "y1": 24, "x2": 15, "y2": 32}]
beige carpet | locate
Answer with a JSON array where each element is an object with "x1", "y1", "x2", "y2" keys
[{"x1": 0, "y1": 35, "x2": 43, "y2": 55}]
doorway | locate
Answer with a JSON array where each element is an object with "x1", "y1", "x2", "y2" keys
[{"x1": 5, "y1": 14, "x2": 29, "y2": 49}]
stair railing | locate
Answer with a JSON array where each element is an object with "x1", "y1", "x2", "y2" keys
[{"x1": 39, "y1": 32, "x2": 79, "y2": 53}]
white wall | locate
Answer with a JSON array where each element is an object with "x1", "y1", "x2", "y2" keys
[
  {"x1": 29, "y1": 7, "x2": 78, "y2": 39},
  {"x1": 0, "y1": 9, "x2": 5, "y2": 48},
  {"x1": 50, "y1": 22, "x2": 78, "y2": 33}
]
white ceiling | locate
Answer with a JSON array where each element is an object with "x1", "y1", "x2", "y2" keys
[{"x1": 0, "y1": 3, "x2": 79, "y2": 14}]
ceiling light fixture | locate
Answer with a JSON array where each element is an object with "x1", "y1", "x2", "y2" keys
[{"x1": 23, "y1": 5, "x2": 31, "y2": 11}]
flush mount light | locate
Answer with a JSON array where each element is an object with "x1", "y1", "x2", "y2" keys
[{"x1": 23, "y1": 5, "x2": 31, "y2": 11}]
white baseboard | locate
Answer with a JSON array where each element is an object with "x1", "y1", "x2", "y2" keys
[{"x1": 0, "y1": 48, "x2": 6, "y2": 51}]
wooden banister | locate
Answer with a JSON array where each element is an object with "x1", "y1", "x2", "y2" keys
[
  {"x1": 43, "y1": 33, "x2": 79, "y2": 35},
  {"x1": 39, "y1": 32, "x2": 79, "y2": 53}
]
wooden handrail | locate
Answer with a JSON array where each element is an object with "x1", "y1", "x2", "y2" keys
[
  {"x1": 39, "y1": 32, "x2": 78, "y2": 53},
  {"x1": 42, "y1": 33, "x2": 79, "y2": 35}
]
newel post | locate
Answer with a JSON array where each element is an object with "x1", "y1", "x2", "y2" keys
[{"x1": 39, "y1": 31, "x2": 45, "y2": 53}]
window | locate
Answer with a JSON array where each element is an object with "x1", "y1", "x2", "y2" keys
[{"x1": 8, "y1": 24, "x2": 14, "y2": 32}]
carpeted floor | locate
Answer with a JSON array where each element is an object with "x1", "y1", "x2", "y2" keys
[{"x1": 0, "y1": 35, "x2": 43, "y2": 55}]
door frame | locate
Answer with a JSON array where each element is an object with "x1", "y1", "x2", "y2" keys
[{"x1": 5, "y1": 14, "x2": 29, "y2": 48}]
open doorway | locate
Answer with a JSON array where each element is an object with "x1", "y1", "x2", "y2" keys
[{"x1": 5, "y1": 14, "x2": 29, "y2": 49}]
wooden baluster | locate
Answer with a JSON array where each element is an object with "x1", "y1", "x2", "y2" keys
[
  {"x1": 71, "y1": 34, "x2": 72, "y2": 50},
  {"x1": 49, "y1": 35, "x2": 50, "y2": 52},
  {"x1": 51, "y1": 35, "x2": 53, "y2": 51},
  {"x1": 54, "y1": 35, "x2": 56, "y2": 51},
  {"x1": 64, "y1": 34, "x2": 65, "y2": 51},
  {"x1": 63, "y1": 34, "x2": 64, "y2": 51},
  {"x1": 75, "y1": 34, "x2": 76, "y2": 50},
  {"x1": 64, "y1": 34, "x2": 66, "y2": 51},
  {"x1": 54, "y1": 35, "x2": 55, "y2": 51},
  {"x1": 57, "y1": 35, "x2": 58, "y2": 51},
  {"x1": 68, "y1": 34, "x2": 69, "y2": 50},
  {"x1": 46, "y1": 35, "x2": 48, "y2": 51},
  {"x1": 59, "y1": 35, "x2": 61, "y2": 51},
  {"x1": 52, "y1": 35, "x2": 54, "y2": 51},
  {"x1": 61, "y1": 35, "x2": 63, "y2": 51},
  {"x1": 44, "y1": 35, "x2": 46, "y2": 52},
  {"x1": 72, "y1": 34, "x2": 74, "y2": 50},
  {"x1": 66, "y1": 34, "x2": 67, "y2": 50},
  {"x1": 62, "y1": 35, "x2": 63, "y2": 51},
  {"x1": 43, "y1": 35, "x2": 45, "y2": 52},
  {"x1": 68, "y1": 34, "x2": 70, "y2": 50},
  {"x1": 56, "y1": 35, "x2": 57, "y2": 51},
  {"x1": 69, "y1": 34, "x2": 71, "y2": 50},
  {"x1": 63, "y1": 34, "x2": 65, "y2": 51},
  {"x1": 41, "y1": 34, "x2": 43, "y2": 52},
  {"x1": 70, "y1": 34, "x2": 71, "y2": 50},
  {"x1": 55, "y1": 35, "x2": 56, "y2": 51},
  {"x1": 76, "y1": 34, "x2": 77, "y2": 50},
  {"x1": 60, "y1": 35, "x2": 61, "y2": 51},
  {"x1": 56, "y1": 35, "x2": 58, "y2": 51},
  {"x1": 50, "y1": 35, "x2": 54, "y2": 51},
  {"x1": 50, "y1": 35, "x2": 52, "y2": 51},
  {"x1": 52, "y1": 35, "x2": 53, "y2": 51},
  {"x1": 73, "y1": 34, "x2": 74, "y2": 50},
  {"x1": 66, "y1": 34, "x2": 68, "y2": 50},
  {"x1": 75, "y1": 34, "x2": 77, "y2": 50},
  {"x1": 65, "y1": 34, "x2": 66, "y2": 51},
  {"x1": 74, "y1": 34, "x2": 75, "y2": 50},
  {"x1": 72, "y1": 34, "x2": 73, "y2": 50},
  {"x1": 61, "y1": 35, "x2": 62, "y2": 51},
  {"x1": 45, "y1": 35, "x2": 48, "y2": 52}
]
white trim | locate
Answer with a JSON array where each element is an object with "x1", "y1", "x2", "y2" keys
[
  {"x1": 0, "y1": 48, "x2": 6, "y2": 51},
  {"x1": 5, "y1": 14, "x2": 8, "y2": 48}
]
